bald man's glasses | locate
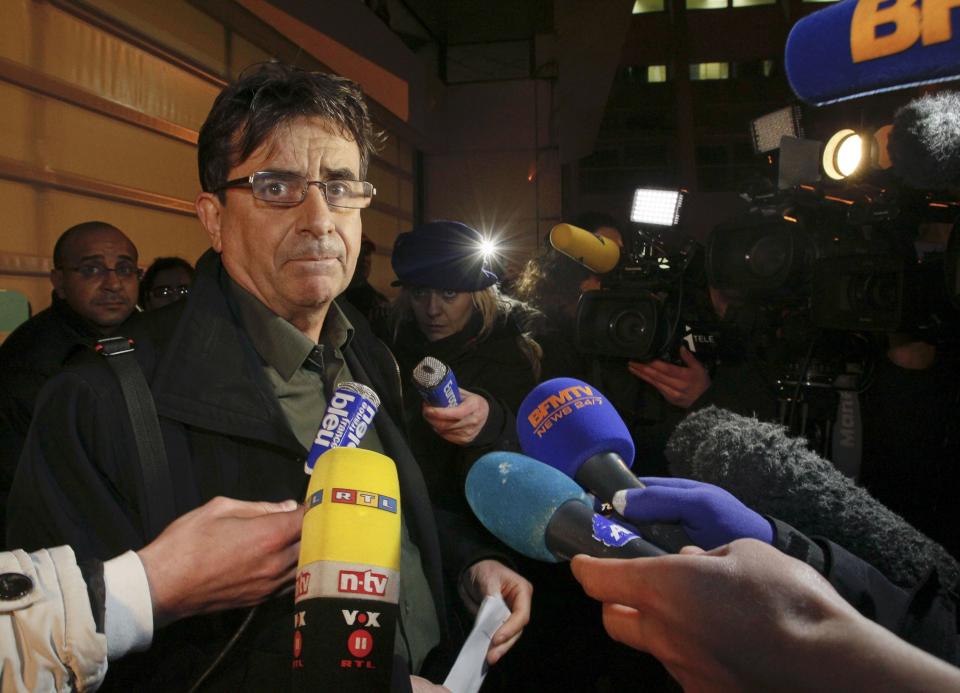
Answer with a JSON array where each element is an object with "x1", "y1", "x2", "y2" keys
[{"x1": 63, "y1": 263, "x2": 143, "y2": 280}]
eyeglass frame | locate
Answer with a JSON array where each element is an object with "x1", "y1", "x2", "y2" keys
[
  {"x1": 216, "y1": 171, "x2": 376, "y2": 209},
  {"x1": 59, "y1": 263, "x2": 143, "y2": 280},
  {"x1": 148, "y1": 285, "x2": 191, "y2": 299}
]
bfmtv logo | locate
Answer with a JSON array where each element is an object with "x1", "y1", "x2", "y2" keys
[{"x1": 338, "y1": 569, "x2": 388, "y2": 596}]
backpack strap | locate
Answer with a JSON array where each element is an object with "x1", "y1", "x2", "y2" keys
[{"x1": 95, "y1": 336, "x2": 175, "y2": 539}]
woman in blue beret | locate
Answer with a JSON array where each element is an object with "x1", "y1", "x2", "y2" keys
[{"x1": 382, "y1": 220, "x2": 553, "y2": 512}]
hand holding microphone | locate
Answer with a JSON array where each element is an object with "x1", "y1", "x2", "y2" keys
[
  {"x1": 422, "y1": 389, "x2": 490, "y2": 445},
  {"x1": 612, "y1": 478, "x2": 774, "y2": 551},
  {"x1": 413, "y1": 357, "x2": 490, "y2": 445}
]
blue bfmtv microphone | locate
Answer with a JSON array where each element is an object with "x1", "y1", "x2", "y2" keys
[
  {"x1": 785, "y1": 0, "x2": 960, "y2": 105},
  {"x1": 412, "y1": 357, "x2": 462, "y2": 407},
  {"x1": 305, "y1": 382, "x2": 380, "y2": 475},
  {"x1": 465, "y1": 451, "x2": 665, "y2": 561},
  {"x1": 517, "y1": 378, "x2": 692, "y2": 553}
]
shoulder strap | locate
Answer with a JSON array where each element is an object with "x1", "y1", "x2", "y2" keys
[{"x1": 95, "y1": 336, "x2": 176, "y2": 539}]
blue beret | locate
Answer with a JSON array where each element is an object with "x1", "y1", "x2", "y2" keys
[{"x1": 391, "y1": 220, "x2": 498, "y2": 291}]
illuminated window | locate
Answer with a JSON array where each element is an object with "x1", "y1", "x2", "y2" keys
[
  {"x1": 687, "y1": 0, "x2": 728, "y2": 9},
  {"x1": 633, "y1": 0, "x2": 665, "y2": 12},
  {"x1": 733, "y1": 0, "x2": 775, "y2": 5},
  {"x1": 648, "y1": 65, "x2": 667, "y2": 82},
  {"x1": 689, "y1": 62, "x2": 729, "y2": 80}
]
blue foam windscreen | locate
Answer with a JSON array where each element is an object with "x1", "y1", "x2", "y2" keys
[
  {"x1": 786, "y1": 0, "x2": 960, "y2": 105},
  {"x1": 465, "y1": 451, "x2": 592, "y2": 562},
  {"x1": 516, "y1": 378, "x2": 635, "y2": 476}
]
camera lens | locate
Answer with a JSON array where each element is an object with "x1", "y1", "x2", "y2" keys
[
  {"x1": 849, "y1": 272, "x2": 898, "y2": 312},
  {"x1": 745, "y1": 234, "x2": 790, "y2": 278},
  {"x1": 608, "y1": 305, "x2": 656, "y2": 356}
]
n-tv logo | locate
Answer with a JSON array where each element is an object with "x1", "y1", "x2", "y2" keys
[{"x1": 338, "y1": 569, "x2": 388, "y2": 596}]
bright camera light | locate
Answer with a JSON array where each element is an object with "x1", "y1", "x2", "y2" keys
[
  {"x1": 836, "y1": 134, "x2": 862, "y2": 177},
  {"x1": 630, "y1": 188, "x2": 684, "y2": 226},
  {"x1": 750, "y1": 105, "x2": 803, "y2": 154},
  {"x1": 823, "y1": 128, "x2": 866, "y2": 181},
  {"x1": 479, "y1": 238, "x2": 499, "y2": 260}
]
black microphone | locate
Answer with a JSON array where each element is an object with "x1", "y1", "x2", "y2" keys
[
  {"x1": 465, "y1": 451, "x2": 666, "y2": 562},
  {"x1": 666, "y1": 406, "x2": 960, "y2": 589},
  {"x1": 888, "y1": 90, "x2": 960, "y2": 191}
]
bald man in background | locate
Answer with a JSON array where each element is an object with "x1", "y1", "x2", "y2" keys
[{"x1": 0, "y1": 221, "x2": 140, "y2": 547}]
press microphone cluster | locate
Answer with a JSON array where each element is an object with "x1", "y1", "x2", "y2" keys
[
  {"x1": 465, "y1": 451, "x2": 665, "y2": 562},
  {"x1": 305, "y1": 382, "x2": 380, "y2": 474},
  {"x1": 412, "y1": 356, "x2": 462, "y2": 407},
  {"x1": 516, "y1": 377, "x2": 692, "y2": 552},
  {"x1": 666, "y1": 406, "x2": 960, "y2": 589}
]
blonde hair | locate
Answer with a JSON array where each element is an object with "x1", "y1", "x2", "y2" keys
[{"x1": 388, "y1": 285, "x2": 543, "y2": 379}]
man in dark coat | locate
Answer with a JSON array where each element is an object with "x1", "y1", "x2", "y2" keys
[
  {"x1": 6, "y1": 63, "x2": 529, "y2": 692},
  {"x1": 0, "y1": 221, "x2": 140, "y2": 547}
]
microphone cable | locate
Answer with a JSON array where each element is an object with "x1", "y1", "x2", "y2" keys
[{"x1": 186, "y1": 605, "x2": 259, "y2": 693}]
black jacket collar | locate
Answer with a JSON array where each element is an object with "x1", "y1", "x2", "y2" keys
[{"x1": 145, "y1": 250, "x2": 303, "y2": 451}]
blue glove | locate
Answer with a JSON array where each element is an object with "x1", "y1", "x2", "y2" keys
[{"x1": 611, "y1": 477, "x2": 773, "y2": 550}]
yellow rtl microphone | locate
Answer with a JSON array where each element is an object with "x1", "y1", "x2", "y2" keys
[
  {"x1": 549, "y1": 223, "x2": 620, "y2": 274},
  {"x1": 292, "y1": 447, "x2": 401, "y2": 691}
]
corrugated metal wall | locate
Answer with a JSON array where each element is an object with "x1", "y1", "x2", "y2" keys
[{"x1": 0, "y1": 0, "x2": 414, "y2": 335}]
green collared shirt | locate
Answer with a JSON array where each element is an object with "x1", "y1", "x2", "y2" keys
[{"x1": 228, "y1": 277, "x2": 440, "y2": 673}]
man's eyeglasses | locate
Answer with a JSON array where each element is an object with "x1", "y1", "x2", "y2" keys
[
  {"x1": 216, "y1": 172, "x2": 376, "y2": 209},
  {"x1": 63, "y1": 263, "x2": 143, "y2": 280},
  {"x1": 149, "y1": 285, "x2": 191, "y2": 299}
]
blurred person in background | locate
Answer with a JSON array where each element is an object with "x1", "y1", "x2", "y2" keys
[
  {"x1": 138, "y1": 257, "x2": 194, "y2": 311},
  {"x1": 343, "y1": 233, "x2": 389, "y2": 321},
  {"x1": 0, "y1": 221, "x2": 139, "y2": 548}
]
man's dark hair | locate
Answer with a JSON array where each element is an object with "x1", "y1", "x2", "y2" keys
[
  {"x1": 198, "y1": 62, "x2": 382, "y2": 202},
  {"x1": 52, "y1": 221, "x2": 126, "y2": 268},
  {"x1": 139, "y1": 256, "x2": 195, "y2": 305}
]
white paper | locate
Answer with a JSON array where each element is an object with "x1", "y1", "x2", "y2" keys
[{"x1": 442, "y1": 593, "x2": 511, "y2": 693}]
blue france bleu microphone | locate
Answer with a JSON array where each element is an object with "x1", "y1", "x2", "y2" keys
[{"x1": 305, "y1": 382, "x2": 380, "y2": 475}]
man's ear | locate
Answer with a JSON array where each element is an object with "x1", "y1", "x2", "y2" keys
[
  {"x1": 196, "y1": 192, "x2": 224, "y2": 252},
  {"x1": 50, "y1": 268, "x2": 66, "y2": 298}
]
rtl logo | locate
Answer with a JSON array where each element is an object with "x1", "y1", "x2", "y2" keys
[{"x1": 340, "y1": 629, "x2": 375, "y2": 669}]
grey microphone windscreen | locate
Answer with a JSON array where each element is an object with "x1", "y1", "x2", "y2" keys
[
  {"x1": 666, "y1": 406, "x2": 959, "y2": 589},
  {"x1": 412, "y1": 356, "x2": 447, "y2": 389}
]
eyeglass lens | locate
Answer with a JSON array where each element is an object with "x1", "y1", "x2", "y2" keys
[{"x1": 249, "y1": 172, "x2": 373, "y2": 208}]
